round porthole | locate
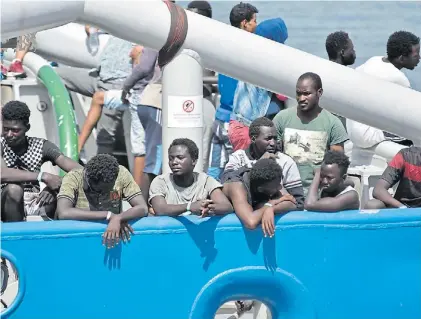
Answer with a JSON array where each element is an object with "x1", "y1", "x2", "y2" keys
[{"x1": 1, "y1": 257, "x2": 19, "y2": 312}]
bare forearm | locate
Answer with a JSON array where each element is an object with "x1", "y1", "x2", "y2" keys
[
  {"x1": 373, "y1": 187, "x2": 403, "y2": 208},
  {"x1": 57, "y1": 208, "x2": 108, "y2": 221},
  {"x1": 304, "y1": 200, "x2": 342, "y2": 212},
  {"x1": 305, "y1": 178, "x2": 320, "y2": 206},
  {"x1": 120, "y1": 205, "x2": 147, "y2": 221},
  {"x1": 211, "y1": 202, "x2": 234, "y2": 215},
  {"x1": 235, "y1": 206, "x2": 266, "y2": 229},
  {"x1": 1, "y1": 168, "x2": 38, "y2": 183},
  {"x1": 273, "y1": 201, "x2": 297, "y2": 214},
  {"x1": 153, "y1": 203, "x2": 189, "y2": 216},
  {"x1": 123, "y1": 48, "x2": 158, "y2": 91}
]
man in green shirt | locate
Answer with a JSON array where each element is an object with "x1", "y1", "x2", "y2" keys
[
  {"x1": 273, "y1": 72, "x2": 348, "y2": 194},
  {"x1": 56, "y1": 154, "x2": 148, "y2": 248}
]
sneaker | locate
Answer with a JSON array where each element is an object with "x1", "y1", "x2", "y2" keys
[
  {"x1": 7, "y1": 60, "x2": 26, "y2": 78},
  {"x1": 1, "y1": 65, "x2": 7, "y2": 80}
]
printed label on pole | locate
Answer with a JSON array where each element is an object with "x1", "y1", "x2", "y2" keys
[{"x1": 167, "y1": 96, "x2": 203, "y2": 128}]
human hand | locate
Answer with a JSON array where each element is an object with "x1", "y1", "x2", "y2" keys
[
  {"x1": 200, "y1": 199, "x2": 215, "y2": 218},
  {"x1": 41, "y1": 172, "x2": 62, "y2": 191},
  {"x1": 260, "y1": 152, "x2": 277, "y2": 160},
  {"x1": 269, "y1": 194, "x2": 296, "y2": 206},
  {"x1": 120, "y1": 221, "x2": 134, "y2": 243},
  {"x1": 102, "y1": 213, "x2": 122, "y2": 249},
  {"x1": 121, "y1": 90, "x2": 129, "y2": 104},
  {"x1": 189, "y1": 200, "x2": 209, "y2": 215},
  {"x1": 36, "y1": 187, "x2": 56, "y2": 206},
  {"x1": 262, "y1": 206, "x2": 275, "y2": 238},
  {"x1": 129, "y1": 45, "x2": 143, "y2": 65}
]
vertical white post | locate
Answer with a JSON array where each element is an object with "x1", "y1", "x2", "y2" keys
[{"x1": 161, "y1": 50, "x2": 203, "y2": 175}]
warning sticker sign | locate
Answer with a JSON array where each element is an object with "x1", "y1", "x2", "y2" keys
[
  {"x1": 182, "y1": 100, "x2": 195, "y2": 113},
  {"x1": 168, "y1": 96, "x2": 203, "y2": 128}
]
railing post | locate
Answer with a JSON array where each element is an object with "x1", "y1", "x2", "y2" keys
[{"x1": 161, "y1": 50, "x2": 204, "y2": 174}]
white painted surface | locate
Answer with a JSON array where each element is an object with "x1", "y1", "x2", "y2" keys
[
  {"x1": 1, "y1": 1, "x2": 420, "y2": 145},
  {"x1": 167, "y1": 95, "x2": 203, "y2": 128},
  {"x1": 35, "y1": 23, "x2": 110, "y2": 69}
]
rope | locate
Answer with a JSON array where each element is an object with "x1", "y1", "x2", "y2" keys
[{"x1": 158, "y1": 0, "x2": 189, "y2": 69}]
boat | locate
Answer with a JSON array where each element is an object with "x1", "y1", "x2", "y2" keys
[{"x1": 1, "y1": 2, "x2": 421, "y2": 319}]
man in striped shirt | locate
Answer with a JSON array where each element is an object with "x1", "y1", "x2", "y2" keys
[{"x1": 366, "y1": 147, "x2": 421, "y2": 209}]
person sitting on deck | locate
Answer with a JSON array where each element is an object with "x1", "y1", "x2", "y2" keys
[
  {"x1": 149, "y1": 138, "x2": 233, "y2": 217},
  {"x1": 365, "y1": 147, "x2": 421, "y2": 209},
  {"x1": 222, "y1": 117, "x2": 304, "y2": 210},
  {"x1": 305, "y1": 150, "x2": 360, "y2": 212},
  {"x1": 1, "y1": 101, "x2": 81, "y2": 222},
  {"x1": 56, "y1": 154, "x2": 148, "y2": 248},
  {"x1": 223, "y1": 158, "x2": 297, "y2": 237}
]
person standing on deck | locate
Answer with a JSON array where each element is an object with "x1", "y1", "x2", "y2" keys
[
  {"x1": 77, "y1": 43, "x2": 161, "y2": 198},
  {"x1": 1, "y1": 101, "x2": 82, "y2": 222},
  {"x1": 56, "y1": 34, "x2": 146, "y2": 166},
  {"x1": 228, "y1": 18, "x2": 289, "y2": 152},
  {"x1": 121, "y1": 47, "x2": 162, "y2": 201},
  {"x1": 325, "y1": 31, "x2": 357, "y2": 128},
  {"x1": 347, "y1": 31, "x2": 420, "y2": 149},
  {"x1": 207, "y1": 2, "x2": 259, "y2": 181},
  {"x1": 273, "y1": 72, "x2": 348, "y2": 195},
  {"x1": 325, "y1": 31, "x2": 356, "y2": 66}
]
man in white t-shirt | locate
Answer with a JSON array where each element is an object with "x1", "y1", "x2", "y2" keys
[{"x1": 347, "y1": 31, "x2": 420, "y2": 149}]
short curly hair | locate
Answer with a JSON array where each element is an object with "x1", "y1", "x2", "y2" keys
[
  {"x1": 322, "y1": 150, "x2": 350, "y2": 175},
  {"x1": 250, "y1": 158, "x2": 282, "y2": 187},
  {"x1": 85, "y1": 154, "x2": 119, "y2": 184},
  {"x1": 187, "y1": 1, "x2": 212, "y2": 18},
  {"x1": 249, "y1": 117, "x2": 274, "y2": 139},
  {"x1": 387, "y1": 31, "x2": 420, "y2": 60},
  {"x1": 169, "y1": 138, "x2": 199, "y2": 161},
  {"x1": 297, "y1": 72, "x2": 323, "y2": 91},
  {"x1": 2, "y1": 100, "x2": 31, "y2": 125},
  {"x1": 229, "y1": 2, "x2": 258, "y2": 28},
  {"x1": 325, "y1": 31, "x2": 350, "y2": 60}
]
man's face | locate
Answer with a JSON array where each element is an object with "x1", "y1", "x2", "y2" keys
[
  {"x1": 296, "y1": 78, "x2": 322, "y2": 112},
  {"x1": 2, "y1": 120, "x2": 28, "y2": 148},
  {"x1": 320, "y1": 163, "x2": 344, "y2": 193},
  {"x1": 342, "y1": 38, "x2": 356, "y2": 66},
  {"x1": 254, "y1": 126, "x2": 277, "y2": 155},
  {"x1": 256, "y1": 177, "x2": 283, "y2": 199},
  {"x1": 402, "y1": 43, "x2": 420, "y2": 70},
  {"x1": 241, "y1": 13, "x2": 257, "y2": 33},
  {"x1": 85, "y1": 172, "x2": 115, "y2": 196},
  {"x1": 168, "y1": 145, "x2": 196, "y2": 176}
]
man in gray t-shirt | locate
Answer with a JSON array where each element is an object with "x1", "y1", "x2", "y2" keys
[{"x1": 149, "y1": 138, "x2": 232, "y2": 217}]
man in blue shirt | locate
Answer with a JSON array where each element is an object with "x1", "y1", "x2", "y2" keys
[{"x1": 208, "y1": 2, "x2": 259, "y2": 180}]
